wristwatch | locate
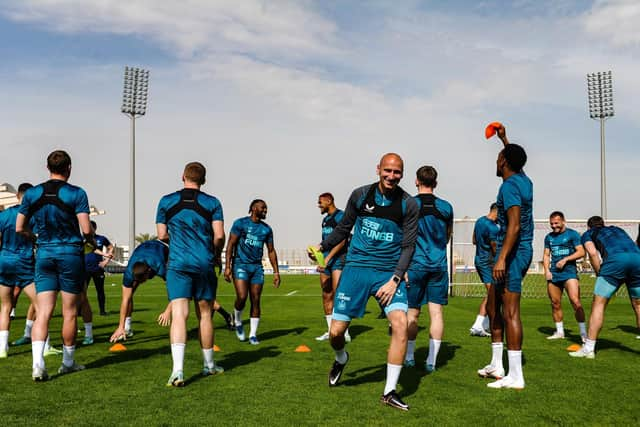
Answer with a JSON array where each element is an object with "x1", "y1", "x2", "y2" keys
[{"x1": 391, "y1": 275, "x2": 401, "y2": 284}]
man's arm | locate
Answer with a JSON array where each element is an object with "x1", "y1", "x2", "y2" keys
[
  {"x1": 584, "y1": 241, "x2": 601, "y2": 275},
  {"x1": 266, "y1": 241, "x2": 280, "y2": 288},
  {"x1": 223, "y1": 233, "x2": 239, "y2": 283},
  {"x1": 15, "y1": 213, "x2": 35, "y2": 241},
  {"x1": 493, "y1": 206, "x2": 520, "y2": 282},
  {"x1": 78, "y1": 212, "x2": 96, "y2": 247},
  {"x1": 212, "y1": 219, "x2": 225, "y2": 271},
  {"x1": 324, "y1": 239, "x2": 346, "y2": 265},
  {"x1": 543, "y1": 247, "x2": 552, "y2": 281},
  {"x1": 497, "y1": 124, "x2": 510, "y2": 146},
  {"x1": 556, "y1": 244, "x2": 585, "y2": 270},
  {"x1": 156, "y1": 223, "x2": 169, "y2": 242},
  {"x1": 110, "y1": 285, "x2": 136, "y2": 342}
]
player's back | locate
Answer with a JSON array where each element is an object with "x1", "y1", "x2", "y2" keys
[
  {"x1": 19, "y1": 180, "x2": 88, "y2": 249},
  {"x1": 474, "y1": 216, "x2": 498, "y2": 264},
  {"x1": 496, "y1": 172, "x2": 533, "y2": 248},
  {"x1": 583, "y1": 226, "x2": 640, "y2": 260},
  {"x1": 0, "y1": 205, "x2": 33, "y2": 257},
  {"x1": 156, "y1": 189, "x2": 222, "y2": 272},
  {"x1": 411, "y1": 194, "x2": 453, "y2": 271}
]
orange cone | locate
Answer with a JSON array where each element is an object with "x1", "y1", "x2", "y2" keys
[
  {"x1": 213, "y1": 344, "x2": 221, "y2": 352},
  {"x1": 295, "y1": 344, "x2": 311, "y2": 353},
  {"x1": 485, "y1": 121, "x2": 503, "y2": 139},
  {"x1": 109, "y1": 343, "x2": 127, "y2": 352},
  {"x1": 566, "y1": 344, "x2": 581, "y2": 352}
]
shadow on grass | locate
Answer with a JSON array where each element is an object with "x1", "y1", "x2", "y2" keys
[
  {"x1": 592, "y1": 337, "x2": 640, "y2": 355},
  {"x1": 346, "y1": 324, "x2": 373, "y2": 340},
  {"x1": 85, "y1": 344, "x2": 171, "y2": 369},
  {"x1": 613, "y1": 324, "x2": 640, "y2": 336},
  {"x1": 258, "y1": 327, "x2": 308, "y2": 342},
  {"x1": 218, "y1": 345, "x2": 282, "y2": 371},
  {"x1": 341, "y1": 363, "x2": 386, "y2": 386}
]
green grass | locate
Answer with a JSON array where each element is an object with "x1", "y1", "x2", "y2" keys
[{"x1": 4, "y1": 274, "x2": 640, "y2": 426}]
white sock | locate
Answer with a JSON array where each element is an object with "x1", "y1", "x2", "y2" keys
[
  {"x1": 490, "y1": 342, "x2": 504, "y2": 370},
  {"x1": 334, "y1": 347, "x2": 348, "y2": 364},
  {"x1": 25, "y1": 319, "x2": 34, "y2": 337},
  {"x1": 171, "y1": 343, "x2": 186, "y2": 373},
  {"x1": 482, "y1": 315, "x2": 490, "y2": 331},
  {"x1": 202, "y1": 348, "x2": 214, "y2": 369},
  {"x1": 584, "y1": 338, "x2": 596, "y2": 353},
  {"x1": 32, "y1": 340, "x2": 45, "y2": 369},
  {"x1": 507, "y1": 350, "x2": 523, "y2": 382},
  {"x1": 427, "y1": 338, "x2": 441, "y2": 366},
  {"x1": 383, "y1": 363, "x2": 403, "y2": 395},
  {"x1": 555, "y1": 322, "x2": 564, "y2": 335},
  {"x1": 579, "y1": 322, "x2": 587, "y2": 336},
  {"x1": 85, "y1": 322, "x2": 93, "y2": 338},
  {"x1": 234, "y1": 309, "x2": 243, "y2": 327},
  {"x1": 472, "y1": 315, "x2": 485, "y2": 330},
  {"x1": 125, "y1": 317, "x2": 132, "y2": 332},
  {"x1": 44, "y1": 334, "x2": 51, "y2": 351},
  {"x1": 325, "y1": 315, "x2": 332, "y2": 330},
  {"x1": 62, "y1": 345, "x2": 75, "y2": 367},
  {"x1": 406, "y1": 340, "x2": 416, "y2": 361},
  {"x1": 10, "y1": 308, "x2": 15, "y2": 318},
  {"x1": 249, "y1": 317, "x2": 260, "y2": 338},
  {"x1": 0, "y1": 330, "x2": 8, "y2": 351}
]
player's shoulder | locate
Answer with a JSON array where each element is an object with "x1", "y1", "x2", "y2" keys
[
  {"x1": 259, "y1": 220, "x2": 273, "y2": 232},
  {"x1": 435, "y1": 196, "x2": 453, "y2": 212},
  {"x1": 159, "y1": 190, "x2": 181, "y2": 205},
  {"x1": 197, "y1": 191, "x2": 221, "y2": 207}
]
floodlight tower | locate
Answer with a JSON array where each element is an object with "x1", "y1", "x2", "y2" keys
[
  {"x1": 121, "y1": 66, "x2": 150, "y2": 255},
  {"x1": 587, "y1": 70, "x2": 614, "y2": 220}
]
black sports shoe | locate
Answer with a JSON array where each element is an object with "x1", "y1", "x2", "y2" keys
[
  {"x1": 328, "y1": 352, "x2": 349, "y2": 387},
  {"x1": 381, "y1": 390, "x2": 409, "y2": 411},
  {"x1": 224, "y1": 313, "x2": 235, "y2": 331}
]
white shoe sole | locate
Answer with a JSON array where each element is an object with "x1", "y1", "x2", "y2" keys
[{"x1": 487, "y1": 377, "x2": 525, "y2": 389}]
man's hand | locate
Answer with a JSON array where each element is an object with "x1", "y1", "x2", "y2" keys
[
  {"x1": 223, "y1": 267, "x2": 232, "y2": 283},
  {"x1": 109, "y1": 327, "x2": 127, "y2": 343},
  {"x1": 375, "y1": 278, "x2": 398, "y2": 307},
  {"x1": 273, "y1": 272, "x2": 281, "y2": 288},
  {"x1": 157, "y1": 310, "x2": 171, "y2": 327},
  {"x1": 545, "y1": 270, "x2": 552, "y2": 281},
  {"x1": 493, "y1": 258, "x2": 506, "y2": 282},
  {"x1": 555, "y1": 259, "x2": 567, "y2": 270}
]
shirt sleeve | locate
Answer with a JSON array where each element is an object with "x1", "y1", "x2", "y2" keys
[
  {"x1": 571, "y1": 230, "x2": 582, "y2": 247},
  {"x1": 544, "y1": 234, "x2": 551, "y2": 249},
  {"x1": 75, "y1": 188, "x2": 90, "y2": 214},
  {"x1": 212, "y1": 198, "x2": 223, "y2": 222},
  {"x1": 266, "y1": 226, "x2": 274, "y2": 245},
  {"x1": 488, "y1": 222, "x2": 498, "y2": 242},
  {"x1": 230, "y1": 219, "x2": 242, "y2": 237},
  {"x1": 155, "y1": 197, "x2": 167, "y2": 225},
  {"x1": 581, "y1": 231, "x2": 592, "y2": 245}
]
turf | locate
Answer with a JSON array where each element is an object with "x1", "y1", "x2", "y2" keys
[{"x1": 3, "y1": 274, "x2": 639, "y2": 426}]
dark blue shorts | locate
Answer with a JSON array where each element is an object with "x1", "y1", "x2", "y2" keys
[
  {"x1": 594, "y1": 253, "x2": 640, "y2": 299},
  {"x1": 166, "y1": 268, "x2": 217, "y2": 301},
  {"x1": 35, "y1": 248, "x2": 85, "y2": 294},
  {"x1": 0, "y1": 254, "x2": 34, "y2": 288},
  {"x1": 406, "y1": 268, "x2": 449, "y2": 307},
  {"x1": 493, "y1": 245, "x2": 533, "y2": 293},
  {"x1": 332, "y1": 266, "x2": 407, "y2": 322},
  {"x1": 475, "y1": 263, "x2": 493, "y2": 285},
  {"x1": 233, "y1": 262, "x2": 264, "y2": 285}
]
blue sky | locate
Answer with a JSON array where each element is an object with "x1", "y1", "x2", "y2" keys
[{"x1": 1, "y1": 0, "x2": 638, "y2": 249}]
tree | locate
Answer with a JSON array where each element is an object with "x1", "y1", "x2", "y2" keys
[{"x1": 135, "y1": 233, "x2": 157, "y2": 244}]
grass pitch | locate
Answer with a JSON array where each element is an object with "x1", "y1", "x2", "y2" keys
[{"x1": 3, "y1": 274, "x2": 639, "y2": 426}]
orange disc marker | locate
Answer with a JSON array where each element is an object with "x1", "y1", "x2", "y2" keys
[
  {"x1": 295, "y1": 345, "x2": 311, "y2": 353},
  {"x1": 566, "y1": 344, "x2": 582, "y2": 352},
  {"x1": 485, "y1": 121, "x2": 503, "y2": 139},
  {"x1": 109, "y1": 343, "x2": 127, "y2": 352},
  {"x1": 213, "y1": 344, "x2": 221, "y2": 352}
]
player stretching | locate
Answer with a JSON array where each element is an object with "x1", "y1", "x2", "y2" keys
[
  {"x1": 313, "y1": 193, "x2": 349, "y2": 342},
  {"x1": 317, "y1": 153, "x2": 418, "y2": 411},
  {"x1": 478, "y1": 125, "x2": 533, "y2": 390},
  {"x1": 570, "y1": 216, "x2": 640, "y2": 358},
  {"x1": 17, "y1": 151, "x2": 94, "y2": 380},
  {"x1": 469, "y1": 203, "x2": 499, "y2": 337},
  {"x1": 156, "y1": 162, "x2": 225, "y2": 386},
  {"x1": 224, "y1": 199, "x2": 280, "y2": 345},
  {"x1": 404, "y1": 166, "x2": 453, "y2": 373},
  {"x1": 543, "y1": 211, "x2": 586, "y2": 341}
]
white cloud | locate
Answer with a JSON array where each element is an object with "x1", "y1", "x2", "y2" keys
[{"x1": 583, "y1": 0, "x2": 640, "y2": 47}]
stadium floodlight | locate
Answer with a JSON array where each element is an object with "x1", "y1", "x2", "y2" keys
[
  {"x1": 586, "y1": 70, "x2": 614, "y2": 219},
  {"x1": 121, "y1": 66, "x2": 150, "y2": 254}
]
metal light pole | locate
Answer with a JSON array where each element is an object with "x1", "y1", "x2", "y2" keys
[
  {"x1": 121, "y1": 66, "x2": 150, "y2": 256},
  {"x1": 587, "y1": 70, "x2": 614, "y2": 220}
]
